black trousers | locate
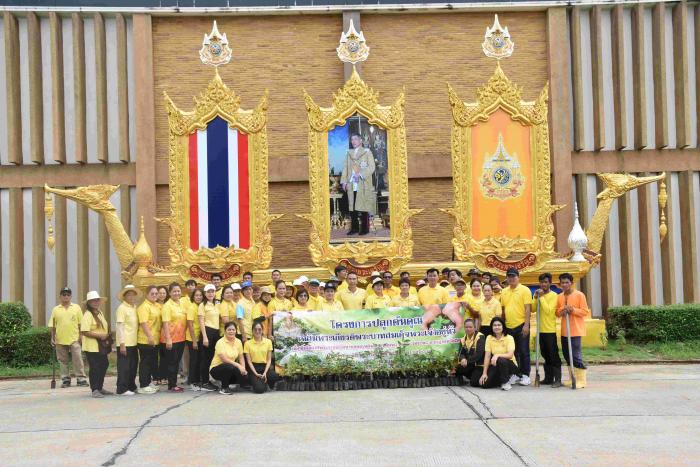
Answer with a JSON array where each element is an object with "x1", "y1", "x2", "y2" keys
[
  {"x1": 480, "y1": 358, "x2": 519, "y2": 388},
  {"x1": 186, "y1": 340, "x2": 202, "y2": 385},
  {"x1": 507, "y1": 323, "x2": 531, "y2": 377},
  {"x1": 455, "y1": 363, "x2": 483, "y2": 387},
  {"x1": 165, "y1": 341, "x2": 186, "y2": 389},
  {"x1": 561, "y1": 335, "x2": 586, "y2": 369},
  {"x1": 539, "y1": 332, "x2": 561, "y2": 381},
  {"x1": 200, "y1": 327, "x2": 220, "y2": 384},
  {"x1": 85, "y1": 351, "x2": 109, "y2": 391},
  {"x1": 210, "y1": 363, "x2": 244, "y2": 388},
  {"x1": 137, "y1": 344, "x2": 158, "y2": 388},
  {"x1": 156, "y1": 343, "x2": 167, "y2": 381},
  {"x1": 248, "y1": 362, "x2": 278, "y2": 393},
  {"x1": 116, "y1": 346, "x2": 138, "y2": 394}
]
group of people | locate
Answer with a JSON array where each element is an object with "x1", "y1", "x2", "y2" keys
[{"x1": 48, "y1": 264, "x2": 590, "y2": 398}]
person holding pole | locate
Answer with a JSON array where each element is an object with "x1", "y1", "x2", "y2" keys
[
  {"x1": 556, "y1": 273, "x2": 590, "y2": 389},
  {"x1": 533, "y1": 273, "x2": 562, "y2": 387},
  {"x1": 500, "y1": 267, "x2": 532, "y2": 386}
]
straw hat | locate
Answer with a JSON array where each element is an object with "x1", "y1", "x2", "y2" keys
[
  {"x1": 84, "y1": 290, "x2": 106, "y2": 304},
  {"x1": 259, "y1": 286, "x2": 273, "y2": 295},
  {"x1": 117, "y1": 284, "x2": 143, "y2": 302}
]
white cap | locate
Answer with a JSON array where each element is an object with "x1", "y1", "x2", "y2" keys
[
  {"x1": 292, "y1": 278, "x2": 303, "y2": 286},
  {"x1": 203, "y1": 284, "x2": 216, "y2": 292},
  {"x1": 298, "y1": 275, "x2": 309, "y2": 283},
  {"x1": 319, "y1": 282, "x2": 326, "y2": 287},
  {"x1": 232, "y1": 283, "x2": 242, "y2": 290}
]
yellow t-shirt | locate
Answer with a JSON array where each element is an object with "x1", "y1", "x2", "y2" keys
[
  {"x1": 237, "y1": 297, "x2": 255, "y2": 339},
  {"x1": 337, "y1": 281, "x2": 349, "y2": 293},
  {"x1": 292, "y1": 303, "x2": 314, "y2": 311},
  {"x1": 161, "y1": 299, "x2": 188, "y2": 343},
  {"x1": 198, "y1": 302, "x2": 220, "y2": 330},
  {"x1": 500, "y1": 284, "x2": 533, "y2": 329},
  {"x1": 180, "y1": 294, "x2": 192, "y2": 308},
  {"x1": 319, "y1": 300, "x2": 344, "y2": 312},
  {"x1": 462, "y1": 294, "x2": 484, "y2": 318},
  {"x1": 485, "y1": 334, "x2": 517, "y2": 364},
  {"x1": 48, "y1": 303, "x2": 83, "y2": 345},
  {"x1": 536, "y1": 290, "x2": 559, "y2": 334},
  {"x1": 186, "y1": 302, "x2": 201, "y2": 342},
  {"x1": 80, "y1": 310, "x2": 108, "y2": 353},
  {"x1": 210, "y1": 337, "x2": 243, "y2": 369},
  {"x1": 215, "y1": 288, "x2": 223, "y2": 301},
  {"x1": 243, "y1": 337, "x2": 273, "y2": 364},
  {"x1": 444, "y1": 284, "x2": 456, "y2": 298},
  {"x1": 391, "y1": 294, "x2": 420, "y2": 307},
  {"x1": 339, "y1": 288, "x2": 367, "y2": 311},
  {"x1": 136, "y1": 300, "x2": 162, "y2": 345},
  {"x1": 478, "y1": 299, "x2": 502, "y2": 328},
  {"x1": 268, "y1": 297, "x2": 293, "y2": 312},
  {"x1": 252, "y1": 302, "x2": 271, "y2": 336},
  {"x1": 217, "y1": 300, "x2": 237, "y2": 336},
  {"x1": 307, "y1": 295, "x2": 321, "y2": 310},
  {"x1": 115, "y1": 302, "x2": 138, "y2": 347},
  {"x1": 383, "y1": 286, "x2": 399, "y2": 298},
  {"x1": 418, "y1": 285, "x2": 449, "y2": 306},
  {"x1": 365, "y1": 294, "x2": 392, "y2": 309}
]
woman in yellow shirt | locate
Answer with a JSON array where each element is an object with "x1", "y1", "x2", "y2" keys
[
  {"x1": 115, "y1": 284, "x2": 141, "y2": 396},
  {"x1": 186, "y1": 288, "x2": 204, "y2": 391},
  {"x1": 391, "y1": 279, "x2": 420, "y2": 307},
  {"x1": 244, "y1": 321, "x2": 278, "y2": 393},
  {"x1": 252, "y1": 286, "x2": 273, "y2": 338},
  {"x1": 268, "y1": 281, "x2": 293, "y2": 313},
  {"x1": 80, "y1": 291, "x2": 110, "y2": 398},
  {"x1": 198, "y1": 284, "x2": 221, "y2": 392},
  {"x1": 217, "y1": 286, "x2": 236, "y2": 337},
  {"x1": 209, "y1": 321, "x2": 248, "y2": 395},
  {"x1": 292, "y1": 288, "x2": 313, "y2": 311},
  {"x1": 136, "y1": 286, "x2": 161, "y2": 394},
  {"x1": 477, "y1": 284, "x2": 502, "y2": 336},
  {"x1": 478, "y1": 316, "x2": 519, "y2": 390},
  {"x1": 161, "y1": 283, "x2": 188, "y2": 392},
  {"x1": 464, "y1": 279, "x2": 484, "y2": 317},
  {"x1": 154, "y1": 285, "x2": 169, "y2": 386},
  {"x1": 365, "y1": 278, "x2": 392, "y2": 309},
  {"x1": 236, "y1": 282, "x2": 256, "y2": 343}
]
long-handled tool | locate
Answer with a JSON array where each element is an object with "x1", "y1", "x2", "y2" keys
[
  {"x1": 534, "y1": 297, "x2": 541, "y2": 387},
  {"x1": 565, "y1": 313, "x2": 577, "y2": 390},
  {"x1": 50, "y1": 347, "x2": 57, "y2": 389}
]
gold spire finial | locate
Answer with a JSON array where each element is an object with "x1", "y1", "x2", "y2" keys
[
  {"x1": 133, "y1": 216, "x2": 153, "y2": 268},
  {"x1": 658, "y1": 179, "x2": 668, "y2": 242}
]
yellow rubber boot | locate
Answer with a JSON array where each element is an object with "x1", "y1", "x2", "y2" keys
[{"x1": 574, "y1": 368, "x2": 586, "y2": 389}]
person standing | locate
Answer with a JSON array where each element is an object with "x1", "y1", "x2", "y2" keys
[
  {"x1": 186, "y1": 288, "x2": 204, "y2": 391},
  {"x1": 161, "y1": 283, "x2": 187, "y2": 392},
  {"x1": 236, "y1": 282, "x2": 256, "y2": 344},
  {"x1": 391, "y1": 278, "x2": 420, "y2": 307},
  {"x1": 365, "y1": 278, "x2": 392, "y2": 309},
  {"x1": 476, "y1": 284, "x2": 501, "y2": 336},
  {"x1": 319, "y1": 284, "x2": 344, "y2": 311},
  {"x1": 198, "y1": 284, "x2": 222, "y2": 392},
  {"x1": 244, "y1": 321, "x2": 278, "y2": 394},
  {"x1": 252, "y1": 286, "x2": 273, "y2": 338},
  {"x1": 115, "y1": 285, "x2": 142, "y2": 396},
  {"x1": 341, "y1": 133, "x2": 376, "y2": 236},
  {"x1": 268, "y1": 281, "x2": 293, "y2": 313},
  {"x1": 49, "y1": 287, "x2": 88, "y2": 388},
  {"x1": 556, "y1": 272, "x2": 590, "y2": 388},
  {"x1": 338, "y1": 272, "x2": 366, "y2": 310},
  {"x1": 136, "y1": 286, "x2": 161, "y2": 395},
  {"x1": 418, "y1": 268, "x2": 450, "y2": 306},
  {"x1": 80, "y1": 291, "x2": 111, "y2": 398},
  {"x1": 500, "y1": 267, "x2": 532, "y2": 386},
  {"x1": 534, "y1": 273, "x2": 562, "y2": 387}
]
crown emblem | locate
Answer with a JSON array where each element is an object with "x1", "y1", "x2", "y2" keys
[
  {"x1": 480, "y1": 133, "x2": 524, "y2": 200},
  {"x1": 200, "y1": 21, "x2": 232, "y2": 67},
  {"x1": 337, "y1": 19, "x2": 370, "y2": 65},
  {"x1": 482, "y1": 15, "x2": 514, "y2": 60}
]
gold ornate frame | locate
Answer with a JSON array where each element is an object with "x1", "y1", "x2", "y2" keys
[
  {"x1": 300, "y1": 69, "x2": 421, "y2": 273},
  {"x1": 444, "y1": 64, "x2": 562, "y2": 272},
  {"x1": 162, "y1": 70, "x2": 280, "y2": 277}
]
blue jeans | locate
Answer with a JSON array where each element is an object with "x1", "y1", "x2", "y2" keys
[
  {"x1": 507, "y1": 323, "x2": 531, "y2": 377},
  {"x1": 561, "y1": 335, "x2": 586, "y2": 369}
]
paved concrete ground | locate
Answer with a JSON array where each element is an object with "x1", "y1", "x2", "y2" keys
[{"x1": 1, "y1": 364, "x2": 699, "y2": 466}]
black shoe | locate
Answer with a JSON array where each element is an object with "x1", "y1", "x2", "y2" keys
[
  {"x1": 61, "y1": 380, "x2": 71, "y2": 388},
  {"x1": 76, "y1": 379, "x2": 89, "y2": 387},
  {"x1": 200, "y1": 382, "x2": 218, "y2": 392},
  {"x1": 346, "y1": 229, "x2": 359, "y2": 235},
  {"x1": 219, "y1": 387, "x2": 233, "y2": 395}
]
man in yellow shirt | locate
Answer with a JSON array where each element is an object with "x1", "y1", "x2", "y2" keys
[
  {"x1": 381, "y1": 271, "x2": 399, "y2": 298},
  {"x1": 500, "y1": 267, "x2": 533, "y2": 386},
  {"x1": 391, "y1": 279, "x2": 420, "y2": 307},
  {"x1": 338, "y1": 272, "x2": 366, "y2": 310},
  {"x1": 319, "y1": 284, "x2": 344, "y2": 311},
  {"x1": 182, "y1": 279, "x2": 196, "y2": 307},
  {"x1": 443, "y1": 269, "x2": 464, "y2": 299},
  {"x1": 268, "y1": 269, "x2": 283, "y2": 290},
  {"x1": 306, "y1": 279, "x2": 322, "y2": 310},
  {"x1": 335, "y1": 265, "x2": 349, "y2": 293},
  {"x1": 418, "y1": 268, "x2": 449, "y2": 306},
  {"x1": 490, "y1": 277, "x2": 503, "y2": 300},
  {"x1": 49, "y1": 287, "x2": 87, "y2": 388},
  {"x1": 398, "y1": 271, "x2": 418, "y2": 296},
  {"x1": 534, "y1": 272, "x2": 562, "y2": 387}
]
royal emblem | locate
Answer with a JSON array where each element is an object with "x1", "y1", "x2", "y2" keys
[
  {"x1": 482, "y1": 14, "x2": 514, "y2": 60},
  {"x1": 200, "y1": 21, "x2": 233, "y2": 67},
  {"x1": 480, "y1": 133, "x2": 524, "y2": 200},
  {"x1": 337, "y1": 19, "x2": 370, "y2": 65}
]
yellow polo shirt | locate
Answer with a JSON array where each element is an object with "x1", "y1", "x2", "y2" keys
[
  {"x1": 339, "y1": 288, "x2": 367, "y2": 311},
  {"x1": 268, "y1": 297, "x2": 293, "y2": 312},
  {"x1": 217, "y1": 300, "x2": 237, "y2": 336},
  {"x1": 137, "y1": 300, "x2": 162, "y2": 345},
  {"x1": 337, "y1": 281, "x2": 349, "y2": 293},
  {"x1": 500, "y1": 284, "x2": 533, "y2": 329},
  {"x1": 292, "y1": 303, "x2": 314, "y2": 311},
  {"x1": 243, "y1": 337, "x2": 273, "y2": 364},
  {"x1": 307, "y1": 295, "x2": 321, "y2": 310},
  {"x1": 418, "y1": 285, "x2": 449, "y2": 306},
  {"x1": 365, "y1": 294, "x2": 392, "y2": 309},
  {"x1": 319, "y1": 300, "x2": 344, "y2": 312},
  {"x1": 536, "y1": 290, "x2": 559, "y2": 334},
  {"x1": 161, "y1": 299, "x2": 188, "y2": 343},
  {"x1": 252, "y1": 302, "x2": 270, "y2": 336},
  {"x1": 210, "y1": 337, "x2": 243, "y2": 369},
  {"x1": 391, "y1": 294, "x2": 420, "y2": 307},
  {"x1": 236, "y1": 297, "x2": 255, "y2": 339},
  {"x1": 48, "y1": 303, "x2": 83, "y2": 345},
  {"x1": 444, "y1": 284, "x2": 456, "y2": 298},
  {"x1": 186, "y1": 302, "x2": 201, "y2": 342},
  {"x1": 198, "y1": 302, "x2": 220, "y2": 330},
  {"x1": 485, "y1": 334, "x2": 517, "y2": 364},
  {"x1": 80, "y1": 311, "x2": 108, "y2": 353},
  {"x1": 478, "y1": 299, "x2": 502, "y2": 328},
  {"x1": 383, "y1": 286, "x2": 399, "y2": 298},
  {"x1": 115, "y1": 302, "x2": 138, "y2": 347}
]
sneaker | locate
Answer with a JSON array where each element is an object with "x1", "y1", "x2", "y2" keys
[
  {"x1": 518, "y1": 375, "x2": 531, "y2": 386},
  {"x1": 137, "y1": 386, "x2": 158, "y2": 395},
  {"x1": 61, "y1": 380, "x2": 71, "y2": 388},
  {"x1": 200, "y1": 382, "x2": 218, "y2": 392},
  {"x1": 507, "y1": 375, "x2": 519, "y2": 386},
  {"x1": 228, "y1": 384, "x2": 240, "y2": 393},
  {"x1": 218, "y1": 387, "x2": 233, "y2": 395},
  {"x1": 92, "y1": 390, "x2": 104, "y2": 398},
  {"x1": 500, "y1": 382, "x2": 512, "y2": 391},
  {"x1": 168, "y1": 386, "x2": 184, "y2": 393},
  {"x1": 99, "y1": 389, "x2": 114, "y2": 396},
  {"x1": 76, "y1": 379, "x2": 89, "y2": 387},
  {"x1": 119, "y1": 390, "x2": 136, "y2": 396},
  {"x1": 189, "y1": 384, "x2": 201, "y2": 392}
]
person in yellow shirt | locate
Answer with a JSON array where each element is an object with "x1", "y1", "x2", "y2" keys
[
  {"x1": 235, "y1": 281, "x2": 256, "y2": 343},
  {"x1": 319, "y1": 284, "x2": 344, "y2": 311},
  {"x1": 198, "y1": 284, "x2": 221, "y2": 392},
  {"x1": 338, "y1": 272, "x2": 366, "y2": 310},
  {"x1": 335, "y1": 265, "x2": 349, "y2": 293},
  {"x1": 419, "y1": 268, "x2": 462, "y2": 331},
  {"x1": 391, "y1": 279, "x2": 420, "y2": 307},
  {"x1": 418, "y1": 268, "x2": 450, "y2": 305},
  {"x1": 182, "y1": 279, "x2": 196, "y2": 308},
  {"x1": 477, "y1": 316, "x2": 519, "y2": 390},
  {"x1": 186, "y1": 288, "x2": 204, "y2": 390},
  {"x1": 365, "y1": 271, "x2": 382, "y2": 297},
  {"x1": 115, "y1": 284, "x2": 142, "y2": 395},
  {"x1": 500, "y1": 267, "x2": 533, "y2": 386},
  {"x1": 252, "y1": 286, "x2": 273, "y2": 338},
  {"x1": 161, "y1": 283, "x2": 188, "y2": 392},
  {"x1": 268, "y1": 269, "x2": 283, "y2": 291},
  {"x1": 292, "y1": 288, "x2": 314, "y2": 311},
  {"x1": 456, "y1": 318, "x2": 485, "y2": 387},
  {"x1": 306, "y1": 279, "x2": 322, "y2": 310},
  {"x1": 209, "y1": 321, "x2": 247, "y2": 395},
  {"x1": 381, "y1": 271, "x2": 399, "y2": 298},
  {"x1": 244, "y1": 321, "x2": 278, "y2": 393},
  {"x1": 135, "y1": 286, "x2": 162, "y2": 394},
  {"x1": 268, "y1": 281, "x2": 293, "y2": 312},
  {"x1": 398, "y1": 271, "x2": 418, "y2": 296},
  {"x1": 365, "y1": 278, "x2": 392, "y2": 309},
  {"x1": 464, "y1": 279, "x2": 484, "y2": 317},
  {"x1": 80, "y1": 291, "x2": 111, "y2": 398},
  {"x1": 477, "y1": 284, "x2": 502, "y2": 336},
  {"x1": 154, "y1": 285, "x2": 169, "y2": 385},
  {"x1": 448, "y1": 279, "x2": 469, "y2": 303},
  {"x1": 490, "y1": 277, "x2": 503, "y2": 301},
  {"x1": 443, "y1": 269, "x2": 464, "y2": 299},
  {"x1": 534, "y1": 272, "x2": 562, "y2": 387},
  {"x1": 212, "y1": 273, "x2": 224, "y2": 301},
  {"x1": 49, "y1": 287, "x2": 88, "y2": 388},
  {"x1": 217, "y1": 286, "x2": 236, "y2": 337}
]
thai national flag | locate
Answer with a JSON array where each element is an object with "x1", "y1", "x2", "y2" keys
[{"x1": 187, "y1": 116, "x2": 250, "y2": 251}]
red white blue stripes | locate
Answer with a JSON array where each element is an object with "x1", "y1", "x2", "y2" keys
[{"x1": 187, "y1": 117, "x2": 250, "y2": 250}]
